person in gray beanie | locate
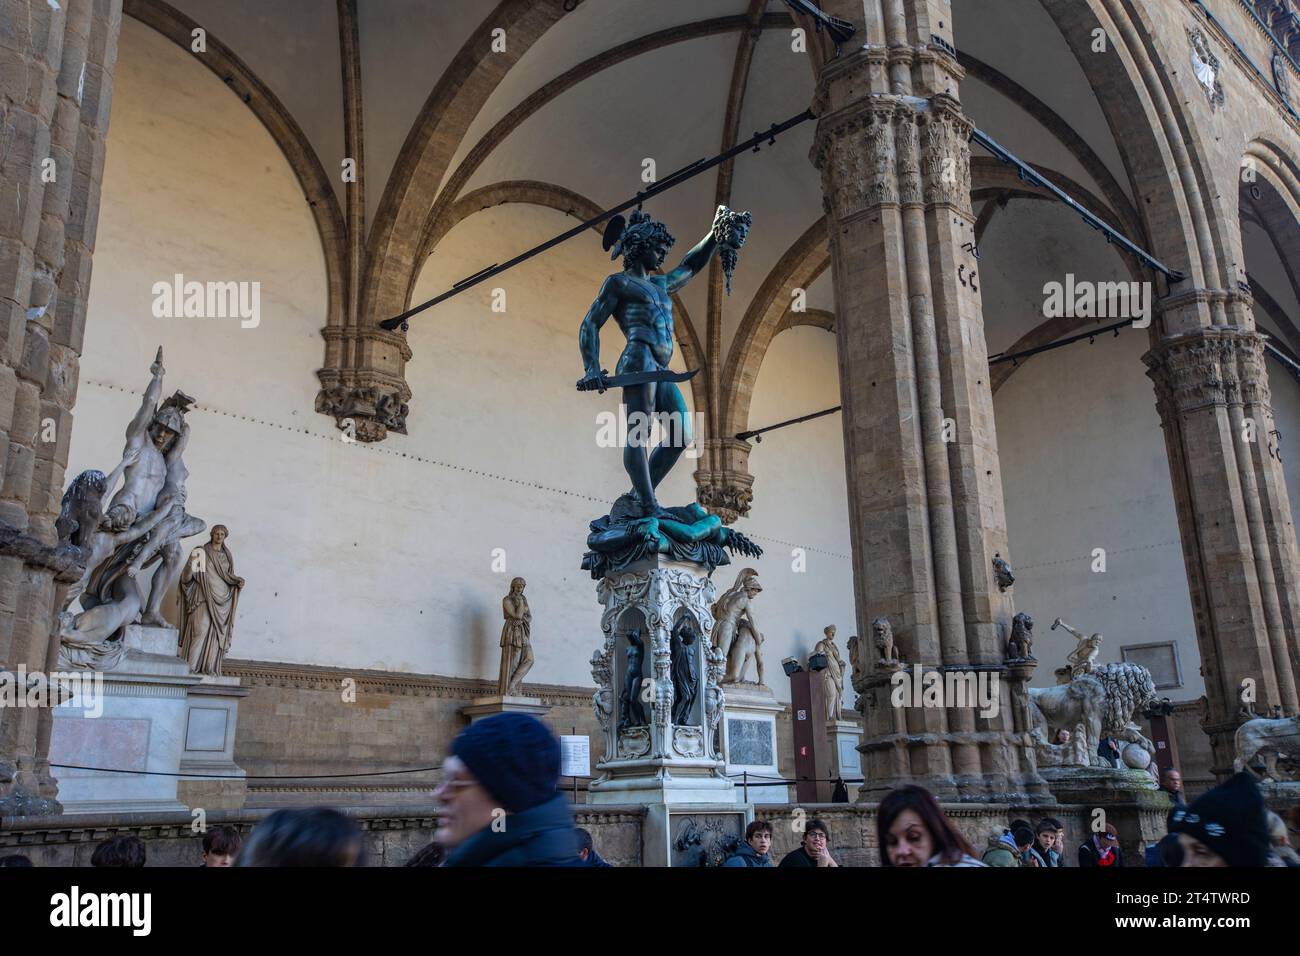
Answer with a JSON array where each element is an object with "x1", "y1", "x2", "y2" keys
[
  {"x1": 1167, "y1": 771, "x2": 1271, "y2": 867},
  {"x1": 435, "y1": 712, "x2": 579, "y2": 866}
]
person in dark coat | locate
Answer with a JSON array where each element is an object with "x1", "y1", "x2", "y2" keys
[
  {"x1": 723, "y1": 820, "x2": 774, "y2": 867},
  {"x1": 1167, "y1": 771, "x2": 1271, "y2": 867},
  {"x1": 436, "y1": 712, "x2": 578, "y2": 867},
  {"x1": 1078, "y1": 823, "x2": 1123, "y2": 867},
  {"x1": 575, "y1": 827, "x2": 612, "y2": 867},
  {"x1": 778, "y1": 819, "x2": 838, "y2": 867}
]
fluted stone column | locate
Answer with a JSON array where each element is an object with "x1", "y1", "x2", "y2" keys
[
  {"x1": 1144, "y1": 309, "x2": 1300, "y2": 778},
  {"x1": 810, "y1": 0, "x2": 1047, "y2": 802},
  {"x1": 0, "y1": 0, "x2": 123, "y2": 816}
]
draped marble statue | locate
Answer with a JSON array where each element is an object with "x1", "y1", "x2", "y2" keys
[
  {"x1": 178, "y1": 525, "x2": 244, "y2": 675},
  {"x1": 813, "y1": 625, "x2": 845, "y2": 722},
  {"x1": 497, "y1": 577, "x2": 534, "y2": 696},
  {"x1": 57, "y1": 349, "x2": 206, "y2": 670}
]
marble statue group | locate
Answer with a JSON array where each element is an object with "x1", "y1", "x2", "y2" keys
[{"x1": 56, "y1": 348, "x2": 241, "y2": 675}]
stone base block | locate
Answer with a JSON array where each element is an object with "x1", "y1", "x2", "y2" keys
[
  {"x1": 51, "y1": 627, "x2": 199, "y2": 814},
  {"x1": 177, "y1": 673, "x2": 249, "y2": 812},
  {"x1": 1041, "y1": 765, "x2": 1172, "y2": 866},
  {"x1": 720, "y1": 683, "x2": 786, "y2": 804},
  {"x1": 460, "y1": 695, "x2": 550, "y2": 722}
]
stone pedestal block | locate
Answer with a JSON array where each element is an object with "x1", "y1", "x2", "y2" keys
[
  {"x1": 177, "y1": 674, "x2": 249, "y2": 812},
  {"x1": 720, "y1": 682, "x2": 786, "y2": 804},
  {"x1": 816, "y1": 718, "x2": 863, "y2": 803},
  {"x1": 587, "y1": 557, "x2": 734, "y2": 863},
  {"x1": 50, "y1": 625, "x2": 199, "y2": 814},
  {"x1": 460, "y1": 695, "x2": 550, "y2": 723},
  {"x1": 1041, "y1": 765, "x2": 1171, "y2": 867}
]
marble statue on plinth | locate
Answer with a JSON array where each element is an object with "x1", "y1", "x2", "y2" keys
[
  {"x1": 1029, "y1": 661, "x2": 1157, "y2": 769},
  {"x1": 57, "y1": 348, "x2": 207, "y2": 670},
  {"x1": 814, "y1": 625, "x2": 845, "y2": 722},
  {"x1": 712, "y1": 567, "x2": 765, "y2": 684},
  {"x1": 178, "y1": 524, "x2": 244, "y2": 676},
  {"x1": 1052, "y1": 617, "x2": 1102, "y2": 678},
  {"x1": 497, "y1": 577, "x2": 534, "y2": 696}
]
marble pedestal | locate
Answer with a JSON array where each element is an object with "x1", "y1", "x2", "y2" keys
[
  {"x1": 50, "y1": 625, "x2": 199, "y2": 814},
  {"x1": 50, "y1": 625, "x2": 250, "y2": 814},
  {"x1": 461, "y1": 695, "x2": 550, "y2": 723},
  {"x1": 816, "y1": 718, "x2": 863, "y2": 803},
  {"x1": 177, "y1": 674, "x2": 249, "y2": 811},
  {"x1": 720, "y1": 682, "x2": 786, "y2": 804},
  {"x1": 1041, "y1": 765, "x2": 1170, "y2": 866},
  {"x1": 587, "y1": 557, "x2": 735, "y2": 864}
]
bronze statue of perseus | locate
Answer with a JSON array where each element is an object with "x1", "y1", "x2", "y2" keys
[{"x1": 577, "y1": 204, "x2": 750, "y2": 517}]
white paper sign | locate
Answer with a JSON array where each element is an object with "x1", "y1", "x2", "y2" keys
[{"x1": 560, "y1": 735, "x2": 590, "y2": 778}]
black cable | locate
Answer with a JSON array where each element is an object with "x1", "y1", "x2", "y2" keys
[
  {"x1": 969, "y1": 126, "x2": 1186, "y2": 282},
  {"x1": 380, "y1": 108, "x2": 816, "y2": 330}
]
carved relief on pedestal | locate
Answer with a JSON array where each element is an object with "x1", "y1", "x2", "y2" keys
[{"x1": 894, "y1": 111, "x2": 922, "y2": 205}]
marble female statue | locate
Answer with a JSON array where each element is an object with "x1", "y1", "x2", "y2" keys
[
  {"x1": 814, "y1": 625, "x2": 845, "y2": 722},
  {"x1": 497, "y1": 577, "x2": 534, "y2": 696},
  {"x1": 178, "y1": 525, "x2": 244, "y2": 676}
]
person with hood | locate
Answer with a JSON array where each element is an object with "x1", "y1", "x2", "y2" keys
[
  {"x1": 982, "y1": 827, "x2": 1022, "y2": 867},
  {"x1": 435, "y1": 713, "x2": 578, "y2": 867},
  {"x1": 723, "y1": 820, "x2": 774, "y2": 867},
  {"x1": 1167, "y1": 771, "x2": 1272, "y2": 867},
  {"x1": 575, "y1": 827, "x2": 612, "y2": 867}
]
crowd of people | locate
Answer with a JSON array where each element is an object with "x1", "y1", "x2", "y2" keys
[{"x1": 0, "y1": 713, "x2": 1295, "y2": 868}]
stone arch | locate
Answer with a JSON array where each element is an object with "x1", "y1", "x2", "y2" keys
[
  {"x1": 718, "y1": 218, "x2": 829, "y2": 440},
  {"x1": 1034, "y1": 0, "x2": 1211, "y2": 298},
  {"x1": 360, "y1": 0, "x2": 574, "y2": 325},
  {"x1": 434, "y1": 179, "x2": 707, "y2": 391},
  {"x1": 414, "y1": 10, "x2": 795, "y2": 272},
  {"x1": 719, "y1": 158, "x2": 1133, "y2": 439},
  {"x1": 123, "y1": 0, "x2": 346, "y2": 331},
  {"x1": 1241, "y1": 137, "x2": 1300, "y2": 319}
]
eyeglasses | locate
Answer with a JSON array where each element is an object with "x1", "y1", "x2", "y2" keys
[{"x1": 433, "y1": 774, "x2": 479, "y2": 799}]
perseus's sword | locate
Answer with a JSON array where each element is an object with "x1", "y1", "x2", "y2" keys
[{"x1": 577, "y1": 368, "x2": 699, "y2": 394}]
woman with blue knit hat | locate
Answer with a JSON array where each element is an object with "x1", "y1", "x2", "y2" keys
[
  {"x1": 435, "y1": 713, "x2": 579, "y2": 866},
  {"x1": 1167, "y1": 771, "x2": 1272, "y2": 867}
]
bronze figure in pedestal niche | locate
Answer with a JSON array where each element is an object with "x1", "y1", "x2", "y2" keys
[
  {"x1": 670, "y1": 616, "x2": 700, "y2": 724},
  {"x1": 618, "y1": 627, "x2": 648, "y2": 732}
]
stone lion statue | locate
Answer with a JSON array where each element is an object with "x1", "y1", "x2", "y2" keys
[
  {"x1": 1029, "y1": 661, "x2": 1157, "y2": 768},
  {"x1": 872, "y1": 616, "x2": 896, "y2": 664},
  {"x1": 1006, "y1": 612, "x2": 1034, "y2": 660},
  {"x1": 1234, "y1": 714, "x2": 1300, "y2": 781}
]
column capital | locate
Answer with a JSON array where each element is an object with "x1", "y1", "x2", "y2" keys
[{"x1": 1143, "y1": 325, "x2": 1269, "y2": 415}]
